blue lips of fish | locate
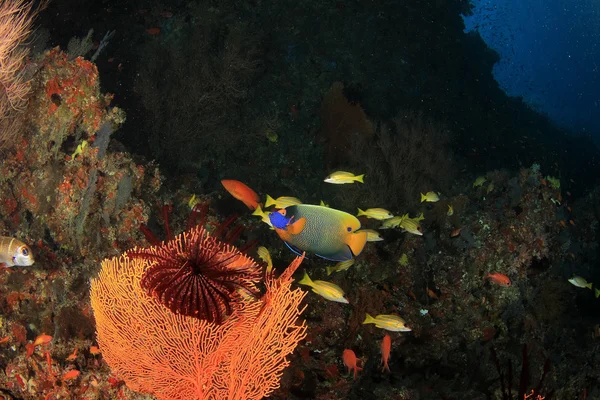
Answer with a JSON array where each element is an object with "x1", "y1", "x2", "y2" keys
[{"x1": 269, "y1": 204, "x2": 368, "y2": 261}]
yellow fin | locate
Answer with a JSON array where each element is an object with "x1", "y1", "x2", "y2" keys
[
  {"x1": 363, "y1": 313, "x2": 376, "y2": 324},
  {"x1": 265, "y1": 194, "x2": 276, "y2": 208},
  {"x1": 346, "y1": 230, "x2": 367, "y2": 257},
  {"x1": 297, "y1": 271, "x2": 313, "y2": 287}
]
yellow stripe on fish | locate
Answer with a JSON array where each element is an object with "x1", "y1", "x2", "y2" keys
[
  {"x1": 356, "y1": 229, "x2": 384, "y2": 242},
  {"x1": 324, "y1": 171, "x2": 364, "y2": 184},
  {"x1": 363, "y1": 313, "x2": 411, "y2": 332},
  {"x1": 326, "y1": 259, "x2": 355, "y2": 275},
  {"x1": 356, "y1": 208, "x2": 394, "y2": 220},
  {"x1": 298, "y1": 271, "x2": 349, "y2": 303},
  {"x1": 251, "y1": 205, "x2": 273, "y2": 227},
  {"x1": 265, "y1": 194, "x2": 302, "y2": 208},
  {"x1": 0, "y1": 237, "x2": 34, "y2": 267},
  {"x1": 256, "y1": 246, "x2": 273, "y2": 274}
]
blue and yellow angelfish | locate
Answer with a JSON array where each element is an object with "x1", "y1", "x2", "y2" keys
[{"x1": 269, "y1": 204, "x2": 367, "y2": 261}]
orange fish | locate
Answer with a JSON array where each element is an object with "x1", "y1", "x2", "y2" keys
[
  {"x1": 66, "y1": 347, "x2": 78, "y2": 361},
  {"x1": 485, "y1": 272, "x2": 511, "y2": 287},
  {"x1": 0, "y1": 336, "x2": 9, "y2": 344},
  {"x1": 89, "y1": 345, "x2": 102, "y2": 356},
  {"x1": 426, "y1": 288, "x2": 439, "y2": 299},
  {"x1": 221, "y1": 180, "x2": 260, "y2": 210},
  {"x1": 342, "y1": 349, "x2": 362, "y2": 379},
  {"x1": 33, "y1": 334, "x2": 52, "y2": 346},
  {"x1": 380, "y1": 334, "x2": 391, "y2": 372},
  {"x1": 62, "y1": 369, "x2": 80, "y2": 381}
]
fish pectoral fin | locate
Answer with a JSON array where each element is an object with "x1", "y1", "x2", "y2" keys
[
  {"x1": 346, "y1": 230, "x2": 368, "y2": 256},
  {"x1": 287, "y1": 217, "x2": 306, "y2": 235}
]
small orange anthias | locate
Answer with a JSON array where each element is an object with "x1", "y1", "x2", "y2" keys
[
  {"x1": 342, "y1": 349, "x2": 362, "y2": 379},
  {"x1": 380, "y1": 334, "x2": 391, "y2": 372},
  {"x1": 485, "y1": 272, "x2": 512, "y2": 287},
  {"x1": 221, "y1": 179, "x2": 260, "y2": 210}
]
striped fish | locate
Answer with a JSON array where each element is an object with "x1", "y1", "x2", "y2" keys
[{"x1": 0, "y1": 237, "x2": 34, "y2": 267}]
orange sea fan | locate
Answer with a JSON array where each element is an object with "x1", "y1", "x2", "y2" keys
[{"x1": 90, "y1": 252, "x2": 307, "y2": 400}]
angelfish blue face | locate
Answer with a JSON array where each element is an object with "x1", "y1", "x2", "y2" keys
[{"x1": 269, "y1": 210, "x2": 292, "y2": 229}]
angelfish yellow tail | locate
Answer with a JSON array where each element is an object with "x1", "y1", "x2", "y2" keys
[{"x1": 346, "y1": 230, "x2": 367, "y2": 257}]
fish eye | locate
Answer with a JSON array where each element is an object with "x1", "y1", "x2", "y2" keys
[
  {"x1": 347, "y1": 226, "x2": 352, "y2": 232},
  {"x1": 21, "y1": 247, "x2": 28, "y2": 256}
]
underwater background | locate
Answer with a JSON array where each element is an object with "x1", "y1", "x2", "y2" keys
[{"x1": 0, "y1": 0, "x2": 599, "y2": 399}]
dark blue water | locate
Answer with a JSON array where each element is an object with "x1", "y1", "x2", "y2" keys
[{"x1": 463, "y1": 0, "x2": 600, "y2": 135}]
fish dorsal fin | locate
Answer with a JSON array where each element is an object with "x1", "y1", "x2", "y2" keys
[{"x1": 287, "y1": 217, "x2": 306, "y2": 235}]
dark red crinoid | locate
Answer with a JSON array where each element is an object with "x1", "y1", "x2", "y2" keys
[{"x1": 129, "y1": 205, "x2": 262, "y2": 324}]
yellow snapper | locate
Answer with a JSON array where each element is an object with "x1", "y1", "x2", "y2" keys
[
  {"x1": 0, "y1": 237, "x2": 34, "y2": 267},
  {"x1": 324, "y1": 171, "x2": 364, "y2": 184},
  {"x1": 357, "y1": 208, "x2": 394, "y2": 220},
  {"x1": 298, "y1": 271, "x2": 349, "y2": 303},
  {"x1": 251, "y1": 205, "x2": 273, "y2": 227},
  {"x1": 357, "y1": 229, "x2": 384, "y2": 242},
  {"x1": 326, "y1": 259, "x2": 355, "y2": 275},
  {"x1": 256, "y1": 246, "x2": 273, "y2": 273},
  {"x1": 187, "y1": 194, "x2": 202, "y2": 210},
  {"x1": 399, "y1": 218, "x2": 423, "y2": 236},
  {"x1": 568, "y1": 276, "x2": 592, "y2": 289},
  {"x1": 447, "y1": 205, "x2": 454, "y2": 216},
  {"x1": 420, "y1": 192, "x2": 440, "y2": 202},
  {"x1": 363, "y1": 313, "x2": 411, "y2": 332},
  {"x1": 265, "y1": 194, "x2": 302, "y2": 208},
  {"x1": 473, "y1": 176, "x2": 487, "y2": 187},
  {"x1": 270, "y1": 204, "x2": 367, "y2": 261},
  {"x1": 380, "y1": 215, "x2": 407, "y2": 229}
]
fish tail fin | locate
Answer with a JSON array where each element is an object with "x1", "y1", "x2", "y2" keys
[
  {"x1": 595, "y1": 288, "x2": 600, "y2": 298},
  {"x1": 363, "y1": 313, "x2": 375, "y2": 325},
  {"x1": 252, "y1": 205, "x2": 263, "y2": 216},
  {"x1": 355, "y1": 174, "x2": 365, "y2": 183},
  {"x1": 326, "y1": 266, "x2": 334, "y2": 276},
  {"x1": 298, "y1": 271, "x2": 313, "y2": 287},
  {"x1": 587, "y1": 282, "x2": 593, "y2": 289},
  {"x1": 420, "y1": 193, "x2": 426, "y2": 202},
  {"x1": 346, "y1": 230, "x2": 368, "y2": 257},
  {"x1": 357, "y1": 208, "x2": 365, "y2": 217},
  {"x1": 265, "y1": 194, "x2": 275, "y2": 208}
]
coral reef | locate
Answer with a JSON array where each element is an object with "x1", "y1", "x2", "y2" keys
[
  {"x1": 0, "y1": 46, "x2": 162, "y2": 399},
  {"x1": 0, "y1": 47, "x2": 161, "y2": 257},
  {"x1": 90, "y1": 252, "x2": 307, "y2": 400}
]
